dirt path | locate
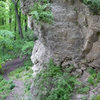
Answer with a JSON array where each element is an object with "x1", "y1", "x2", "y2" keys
[
  {"x1": 2, "y1": 56, "x2": 26, "y2": 80},
  {"x1": 1, "y1": 56, "x2": 31, "y2": 100},
  {"x1": 5, "y1": 80, "x2": 25, "y2": 100}
]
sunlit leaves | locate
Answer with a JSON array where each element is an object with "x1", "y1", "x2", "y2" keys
[{"x1": 0, "y1": 1, "x2": 9, "y2": 17}]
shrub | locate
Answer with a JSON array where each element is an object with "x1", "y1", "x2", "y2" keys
[
  {"x1": 29, "y1": 0, "x2": 53, "y2": 23},
  {"x1": 21, "y1": 41, "x2": 34, "y2": 56},
  {"x1": 0, "y1": 30, "x2": 14, "y2": 52},
  {"x1": 0, "y1": 76, "x2": 15, "y2": 100},
  {"x1": 34, "y1": 59, "x2": 77, "y2": 100},
  {"x1": 88, "y1": 76, "x2": 95, "y2": 85},
  {"x1": 77, "y1": 86, "x2": 90, "y2": 94},
  {"x1": 83, "y1": 0, "x2": 100, "y2": 14}
]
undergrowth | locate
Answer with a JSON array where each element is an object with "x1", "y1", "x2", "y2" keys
[
  {"x1": 8, "y1": 59, "x2": 33, "y2": 80},
  {"x1": 83, "y1": 0, "x2": 100, "y2": 14},
  {"x1": 0, "y1": 28, "x2": 34, "y2": 64},
  {"x1": 30, "y1": 0, "x2": 53, "y2": 23},
  {"x1": 0, "y1": 75, "x2": 15, "y2": 100},
  {"x1": 34, "y1": 59, "x2": 77, "y2": 100},
  {"x1": 87, "y1": 68, "x2": 100, "y2": 86},
  {"x1": 8, "y1": 59, "x2": 33, "y2": 99}
]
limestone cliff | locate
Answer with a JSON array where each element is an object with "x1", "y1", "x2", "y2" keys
[{"x1": 20, "y1": 0, "x2": 100, "y2": 99}]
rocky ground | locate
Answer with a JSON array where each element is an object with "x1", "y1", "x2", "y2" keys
[{"x1": 73, "y1": 70, "x2": 100, "y2": 100}]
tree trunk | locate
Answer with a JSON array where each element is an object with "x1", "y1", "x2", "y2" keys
[
  {"x1": 14, "y1": 15, "x2": 16, "y2": 32},
  {"x1": 9, "y1": 8, "x2": 12, "y2": 30},
  {"x1": 14, "y1": 14, "x2": 16, "y2": 40},
  {"x1": 14, "y1": 2, "x2": 24, "y2": 39},
  {"x1": 2, "y1": 18, "x2": 4, "y2": 25},
  {"x1": 25, "y1": 15, "x2": 27, "y2": 32}
]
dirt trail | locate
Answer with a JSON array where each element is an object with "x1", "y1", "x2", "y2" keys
[
  {"x1": 5, "y1": 80, "x2": 25, "y2": 100},
  {"x1": 2, "y1": 56, "x2": 26, "y2": 80},
  {"x1": 1, "y1": 56, "x2": 30, "y2": 100}
]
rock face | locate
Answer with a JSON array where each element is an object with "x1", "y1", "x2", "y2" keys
[{"x1": 20, "y1": 0, "x2": 100, "y2": 99}]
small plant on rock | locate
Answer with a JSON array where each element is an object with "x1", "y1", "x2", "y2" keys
[
  {"x1": 29, "y1": 0, "x2": 53, "y2": 23},
  {"x1": 88, "y1": 76, "x2": 95, "y2": 85}
]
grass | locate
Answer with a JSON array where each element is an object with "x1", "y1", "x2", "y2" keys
[
  {"x1": 0, "y1": 75, "x2": 15, "y2": 100},
  {"x1": 8, "y1": 60, "x2": 33, "y2": 80},
  {"x1": 8, "y1": 59, "x2": 33, "y2": 99},
  {"x1": 77, "y1": 86, "x2": 90, "y2": 94}
]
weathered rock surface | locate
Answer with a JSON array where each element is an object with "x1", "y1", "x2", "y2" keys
[{"x1": 20, "y1": 0, "x2": 100, "y2": 99}]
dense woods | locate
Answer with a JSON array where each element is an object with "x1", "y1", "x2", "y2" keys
[
  {"x1": 0, "y1": 0, "x2": 34, "y2": 99},
  {"x1": 0, "y1": 0, "x2": 34, "y2": 62}
]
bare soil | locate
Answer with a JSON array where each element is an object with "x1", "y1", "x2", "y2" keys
[
  {"x1": 1, "y1": 56, "x2": 30, "y2": 100},
  {"x1": 2, "y1": 56, "x2": 26, "y2": 80}
]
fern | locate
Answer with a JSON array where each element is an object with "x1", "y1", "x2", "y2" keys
[{"x1": 34, "y1": 59, "x2": 76, "y2": 100}]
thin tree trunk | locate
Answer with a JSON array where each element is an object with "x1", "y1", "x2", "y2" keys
[
  {"x1": 12, "y1": 0, "x2": 24, "y2": 39},
  {"x1": 14, "y1": 15, "x2": 16, "y2": 32},
  {"x1": 25, "y1": 15, "x2": 27, "y2": 32},
  {"x1": 9, "y1": 8, "x2": 12, "y2": 30},
  {"x1": 14, "y1": 14, "x2": 16, "y2": 40},
  {"x1": 2, "y1": 18, "x2": 4, "y2": 25},
  {"x1": 15, "y1": 4, "x2": 23, "y2": 39}
]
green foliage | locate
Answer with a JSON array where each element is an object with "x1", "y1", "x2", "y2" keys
[
  {"x1": 87, "y1": 68, "x2": 100, "y2": 86},
  {"x1": 8, "y1": 59, "x2": 33, "y2": 80},
  {"x1": 0, "y1": 75, "x2": 15, "y2": 100},
  {"x1": 23, "y1": 28, "x2": 35, "y2": 41},
  {"x1": 0, "y1": 1, "x2": 9, "y2": 17},
  {"x1": 0, "y1": 75, "x2": 3, "y2": 81},
  {"x1": 30, "y1": 0, "x2": 53, "y2": 23},
  {"x1": 83, "y1": 0, "x2": 100, "y2": 14},
  {"x1": 92, "y1": 94, "x2": 100, "y2": 100},
  {"x1": 77, "y1": 86, "x2": 90, "y2": 94},
  {"x1": 88, "y1": 76, "x2": 95, "y2": 85},
  {"x1": 0, "y1": 0, "x2": 34, "y2": 99},
  {"x1": 24, "y1": 81, "x2": 31, "y2": 92},
  {"x1": 0, "y1": 30, "x2": 34, "y2": 63},
  {"x1": 34, "y1": 59, "x2": 77, "y2": 100},
  {"x1": 0, "y1": 30, "x2": 14, "y2": 51},
  {"x1": 96, "y1": 72, "x2": 100, "y2": 82},
  {"x1": 88, "y1": 68, "x2": 96, "y2": 75},
  {"x1": 0, "y1": 62, "x2": 2, "y2": 70},
  {"x1": 21, "y1": 41, "x2": 34, "y2": 56},
  {"x1": 80, "y1": 96, "x2": 88, "y2": 100}
]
